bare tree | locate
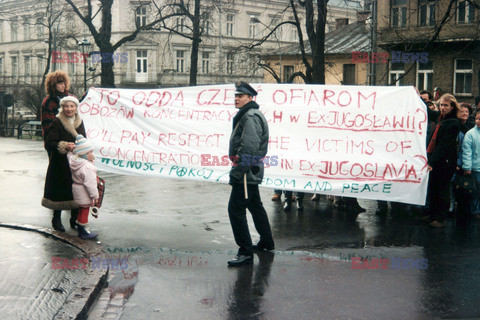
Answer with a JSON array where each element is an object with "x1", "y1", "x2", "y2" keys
[
  {"x1": 64, "y1": 0, "x2": 183, "y2": 87},
  {"x1": 378, "y1": 0, "x2": 480, "y2": 87},
  {"x1": 243, "y1": 0, "x2": 328, "y2": 84}
]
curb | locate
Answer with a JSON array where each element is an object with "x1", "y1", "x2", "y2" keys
[{"x1": 0, "y1": 223, "x2": 108, "y2": 320}]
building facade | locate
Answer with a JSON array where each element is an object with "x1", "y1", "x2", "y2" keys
[
  {"x1": 261, "y1": 0, "x2": 365, "y2": 84},
  {"x1": 0, "y1": 0, "x2": 307, "y2": 94},
  {"x1": 375, "y1": 0, "x2": 480, "y2": 103}
]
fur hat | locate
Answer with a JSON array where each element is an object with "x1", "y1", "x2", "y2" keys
[
  {"x1": 60, "y1": 96, "x2": 80, "y2": 108},
  {"x1": 74, "y1": 135, "x2": 94, "y2": 156}
]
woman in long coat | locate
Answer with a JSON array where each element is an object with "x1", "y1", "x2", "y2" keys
[
  {"x1": 426, "y1": 94, "x2": 461, "y2": 227},
  {"x1": 41, "y1": 96, "x2": 86, "y2": 231}
]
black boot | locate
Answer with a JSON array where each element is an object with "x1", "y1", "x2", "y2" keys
[
  {"x1": 70, "y1": 209, "x2": 79, "y2": 229},
  {"x1": 52, "y1": 210, "x2": 65, "y2": 232},
  {"x1": 283, "y1": 199, "x2": 292, "y2": 211},
  {"x1": 297, "y1": 197, "x2": 304, "y2": 211},
  {"x1": 77, "y1": 224, "x2": 98, "y2": 239}
]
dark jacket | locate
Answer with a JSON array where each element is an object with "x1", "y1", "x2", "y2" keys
[
  {"x1": 427, "y1": 112, "x2": 460, "y2": 181},
  {"x1": 229, "y1": 101, "x2": 269, "y2": 184},
  {"x1": 41, "y1": 111, "x2": 86, "y2": 210},
  {"x1": 41, "y1": 91, "x2": 70, "y2": 144}
]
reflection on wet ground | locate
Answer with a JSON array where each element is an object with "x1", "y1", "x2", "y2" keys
[
  {"x1": 0, "y1": 229, "x2": 88, "y2": 319},
  {"x1": 106, "y1": 197, "x2": 480, "y2": 319}
]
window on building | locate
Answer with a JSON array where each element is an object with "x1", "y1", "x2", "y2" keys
[
  {"x1": 37, "y1": 55, "x2": 44, "y2": 75},
  {"x1": 11, "y1": 20, "x2": 18, "y2": 41},
  {"x1": 392, "y1": 0, "x2": 407, "y2": 27},
  {"x1": 68, "y1": 59, "x2": 75, "y2": 76},
  {"x1": 65, "y1": 14, "x2": 75, "y2": 32},
  {"x1": 226, "y1": 53, "x2": 234, "y2": 75},
  {"x1": 176, "y1": 50, "x2": 185, "y2": 73},
  {"x1": 0, "y1": 57, "x2": 3, "y2": 76},
  {"x1": 271, "y1": 17, "x2": 280, "y2": 39},
  {"x1": 226, "y1": 14, "x2": 234, "y2": 36},
  {"x1": 24, "y1": 56, "x2": 31, "y2": 76},
  {"x1": 202, "y1": 17, "x2": 211, "y2": 35},
  {"x1": 417, "y1": 60, "x2": 433, "y2": 91},
  {"x1": 290, "y1": 25, "x2": 298, "y2": 41},
  {"x1": 419, "y1": 0, "x2": 435, "y2": 26},
  {"x1": 136, "y1": 50, "x2": 147, "y2": 73},
  {"x1": 389, "y1": 62, "x2": 405, "y2": 86},
  {"x1": 23, "y1": 18, "x2": 30, "y2": 40},
  {"x1": 249, "y1": 18, "x2": 257, "y2": 38},
  {"x1": 136, "y1": 7, "x2": 147, "y2": 28},
  {"x1": 454, "y1": 58, "x2": 472, "y2": 95},
  {"x1": 176, "y1": 14, "x2": 185, "y2": 33},
  {"x1": 283, "y1": 65, "x2": 294, "y2": 82},
  {"x1": 457, "y1": 0, "x2": 475, "y2": 24},
  {"x1": 202, "y1": 52, "x2": 210, "y2": 73},
  {"x1": 36, "y1": 19, "x2": 44, "y2": 39},
  {"x1": 343, "y1": 64, "x2": 356, "y2": 85},
  {"x1": 11, "y1": 56, "x2": 18, "y2": 76}
]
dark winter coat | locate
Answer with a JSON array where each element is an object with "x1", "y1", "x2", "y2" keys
[
  {"x1": 41, "y1": 111, "x2": 86, "y2": 210},
  {"x1": 41, "y1": 91, "x2": 70, "y2": 144},
  {"x1": 427, "y1": 112, "x2": 460, "y2": 181},
  {"x1": 229, "y1": 100, "x2": 269, "y2": 185}
]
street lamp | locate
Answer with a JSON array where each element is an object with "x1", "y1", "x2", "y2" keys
[
  {"x1": 250, "y1": 16, "x2": 282, "y2": 83},
  {"x1": 78, "y1": 38, "x2": 92, "y2": 92}
]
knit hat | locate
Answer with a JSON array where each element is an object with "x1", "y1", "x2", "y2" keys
[
  {"x1": 60, "y1": 96, "x2": 80, "y2": 108},
  {"x1": 74, "y1": 135, "x2": 94, "y2": 156}
]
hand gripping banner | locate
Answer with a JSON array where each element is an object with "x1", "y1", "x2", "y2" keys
[{"x1": 79, "y1": 84, "x2": 429, "y2": 205}]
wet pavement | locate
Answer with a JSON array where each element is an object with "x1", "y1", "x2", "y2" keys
[
  {"x1": 1, "y1": 137, "x2": 480, "y2": 319},
  {"x1": 0, "y1": 227, "x2": 85, "y2": 319}
]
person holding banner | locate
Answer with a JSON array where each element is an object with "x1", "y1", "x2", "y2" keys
[
  {"x1": 426, "y1": 94, "x2": 461, "y2": 228},
  {"x1": 227, "y1": 81, "x2": 275, "y2": 267}
]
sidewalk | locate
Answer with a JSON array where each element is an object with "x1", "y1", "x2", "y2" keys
[{"x1": 0, "y1": 223, "x2": 107, "y2": 320}]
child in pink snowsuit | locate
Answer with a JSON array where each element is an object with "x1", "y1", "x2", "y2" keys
[{"x1": 68, "y1": 134, "x2": 98, "y2": 239}]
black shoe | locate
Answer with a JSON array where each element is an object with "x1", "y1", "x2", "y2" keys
[
  {"x1": 70, "y1": 209, "x2": 79, "y2": 229},
  {"x1": 252, "y1": 244, "x2": 275, "y2": 252},
  {"x1": 283, "y1": 201, "x2": 292, "y2": 211},
  {"x1": 348, "y1": 204, "x2": 366, "y2": 213},
  {"x1": 52, "y1": 211, "x2": 65, "y2": 232},
  {"x1": 228, "y1": 255, "x2": 253, "y2": 266},
  {"x1": 297, "y1": 200, "x2": 304, "y2": 211},
  {"x1": 77, "y1": 224, "x2": 98, "y2": 239}
]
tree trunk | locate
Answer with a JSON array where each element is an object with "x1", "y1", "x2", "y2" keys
[
  {"x1": 189, "y1": 0, "x2": 201, "y2": 86},
  {"x1": 99, "y1": 0, "x2": 115, "y2": 87},
  {"x1": 311, "y1": 0, "x2": 326, "y2": 84}
]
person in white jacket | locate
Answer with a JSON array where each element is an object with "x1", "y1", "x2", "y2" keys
[
  {"x1": 68, "y1": 134, "x2": 99, "y2": 239},
  {"x1": 462, "y1": 109, "x2": 480, "y2": 219}
]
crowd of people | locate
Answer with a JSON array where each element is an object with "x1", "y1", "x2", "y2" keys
[
  {"x1": 270, "y1": 89, "x2": 480, "y2": 228},
  {"x1": 38, "y1": 72, "x2": 480, "y2": 267}
]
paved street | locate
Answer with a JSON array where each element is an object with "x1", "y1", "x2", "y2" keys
[{"x1": 1, "y1": 137, "x2": 480, "y2": 319}]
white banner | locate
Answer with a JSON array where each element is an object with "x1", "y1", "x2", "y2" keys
[{"x1": 79, "y1": 84, "x2": 429, "y2": 205}]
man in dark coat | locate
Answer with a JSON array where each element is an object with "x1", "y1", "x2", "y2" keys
[{"x1": 227, "y1": 81, "x2": 275, "y2": 266}]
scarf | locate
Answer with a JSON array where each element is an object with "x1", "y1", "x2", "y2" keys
[
  {"x1": 427, "y1": 123, "x2": 441, "y2": 154},
  {"x1": 232, "y1": 101, "x2": 259, "y2": 130}
]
